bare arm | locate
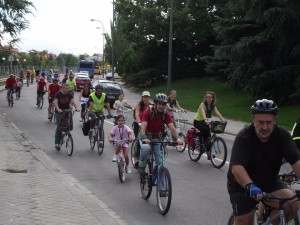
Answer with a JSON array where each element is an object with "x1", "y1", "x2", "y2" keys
[
  {"x1": 214, "y1": 106, "x2": 225, "y2": 122},
  {"x1": 292, "y1": 160, "x2": 300, "y2": 178},
  {"x1": 231, "y1": 165, "x2": 253, "y2": 189},
  {"x1": 53, "y1": 98, "x2": 62, "y2": 113},
  {"x1": 135, "y1": 103, "x2": 141, "y2": 123},
  {"x1": 70, "y1": 99, "x2": 80, "y2": 111},
  {"x1": 168, "y1": 122, "x2": 183, "y2": 145}
]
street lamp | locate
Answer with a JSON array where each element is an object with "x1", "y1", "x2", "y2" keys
[
  {"x1": 167, "y1": 0, "x2": 174, "y2": 93},
  {"x1": 91, "y1": 18, "x2": 108, "y2": 78}
]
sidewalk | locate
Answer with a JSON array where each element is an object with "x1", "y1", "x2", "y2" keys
[
  {"x1": 0, "y1": 86, "x2": 127, "y2": 224},
  {"x1": 0, "y1": 80, "x2": 245, "y2": 224}
]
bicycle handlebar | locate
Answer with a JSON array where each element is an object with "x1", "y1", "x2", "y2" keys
[{"x1": 262, "y1": 190, "x2": 300, "y2": 204}]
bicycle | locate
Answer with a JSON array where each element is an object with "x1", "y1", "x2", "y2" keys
[
  {"x1": 80, "y1": 99, "x2": 89, "y2": 123},
  {"x1": 112, "y1": 139, "x2": 131, "y2": 183},
  {"x1": 130, "y1": 123, "x2": 141, "y2": 168},
  {"x1": 37, "y1": 90, "x2": 47, "y2": 109},
  {"x1": 162, "y1": 109, "x2": 187, "y2": 152},
  {"x1": 140, "y1": 140, "x2": 176, "y2": 215},
  {"x1": 89, "y1": 113, "x2": 108, "y2": 155},
  {"x1": 187, "y1": 120, "x2": 228, "y2": 169},
  {"x1": 15, "y1": 87, "x2": 21, "y2": 100},
  {"x1": 26, "y1": 76, "x2": 30, "y2": 86},
  {"x1": 7, "y1": 88, "x2": 14, "y2": 107},
  {"x1": 57, "y1": 109, "x2": 74, "y2": 156}
]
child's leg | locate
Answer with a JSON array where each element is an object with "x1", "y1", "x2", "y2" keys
[
  {"x1": 123, "y1": 147, "x2": 129, "y2": 165},
  {"x1": 115, "y1": 144, "x2": 121, "y2": 155}
]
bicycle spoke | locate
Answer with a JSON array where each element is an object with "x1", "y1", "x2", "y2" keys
[
  {"x1": 156, "y1": 167, "x2": 172, "y2": 215},
  {"x1": 210, "y1": 137, "x2": 227, "y2": 169}
]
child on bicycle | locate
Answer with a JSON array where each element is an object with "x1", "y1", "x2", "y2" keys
[
  {"x1": 108, "y1": 115, "x2": 135, "y2": 174},
  {"x1": 113, "y1": 92, "x2": 134, "y2": 119}
]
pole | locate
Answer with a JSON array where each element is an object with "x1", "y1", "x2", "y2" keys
[
  {"x1": 102, "y1": 33, "x2": 105, "y2": 78},
  {"x1": 111, "y1": 0, "x2": 115, "y2": 80},
  {"x1": 167, "y1": 0, "x2": 173, "y2": 94}
]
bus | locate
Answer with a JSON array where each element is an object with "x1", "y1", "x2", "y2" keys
[{"x1": 78, "y1": 60, "x2": 94, "y2": 78}]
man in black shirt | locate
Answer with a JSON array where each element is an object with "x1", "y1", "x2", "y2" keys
[
  {"x1": 53, "y1": 84, "x2": 79, "y2": 150},
  {"x1": 227, "y1": 99, "x2": 300, "y2": 225},
  {"x1": 292, "y1": 118, "x2": 300, "y2": 150}
]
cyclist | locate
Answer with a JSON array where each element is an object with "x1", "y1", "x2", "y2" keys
[
  {"x1": 132, "y1": 91, "x2": 153, "y2": 168},
  {"x1": 26, "y1": 70, "x2": 30, "y2": 85},
  {"x1": 18, "y1": 69, "x2": 24, "y2": 85},
  {"x1": 138, "y1": 93, "x2": 183, "y2": 175},
  {"x1": 193, "y1": 91, "x2": 225, "y2": 160},
  {"x1": 227, "y1": 99, "x2": 300, "y2": 225},
  {"x1": 52, "y1": 72, "x2": 60, "y2": 83},
  {"x1": 88, "y1": 85, "x2": 113, "y2": 145},
  {"x1": 66, "y1": 72, "x2": 75, "y2": 95},
  {"x1": 36, "y1": 75, "x2": 47, "y2": 106},
  {"x1": 30, "y1": 68, "x2": 35, "y2": 84},
  {"x1": 53, "y1": 84, "x2": 80, "y2": 150},
  {"x1": 113, "y1": 92, "x2": 134, "y2": 117},
  {"x1": 108, "y1": 114, "x2": 135, "y2": 174},
  {"x1": 5, "y1": 74, "x2": 17, "y2": 99},
  {"x1": 48, "y1": 78, "x2": 61, "y2": 119},
  {"x1": 35, "y1": 69, "x2": 40, "y2": 82},
  {"x1": 15, "y1": 77, "x2": 22, "y2": 98},
  {"x1": 292, "y1": 118, "x2": 300, "y2": 151},
  {"x1": 61, "y1": 74, "x2": 68, "y2": 84},
  {"x1": 79, "y1": 84, "x2": 92, "y2": 122}
]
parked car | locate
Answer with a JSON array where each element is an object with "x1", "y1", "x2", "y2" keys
[
  {"x1": 92, "y1": 80, "x2": 123, "y2": 107},
  {"x1": 75, "y1": 73, "x2": 91, "y2": 91},
  {"x1": 106, "y1": 72, "x2": 113, "y2": 80}
]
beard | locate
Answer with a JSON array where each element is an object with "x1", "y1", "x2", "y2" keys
[{"x1": 254, "y1": 124, "x2": 274, "y2": 141}]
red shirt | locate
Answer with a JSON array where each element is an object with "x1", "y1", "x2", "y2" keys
[
  {"x1": 37, "y1": 78, "x2": 46, "y2": 90},
  {"x1": 48, "y1": 83, "x2": 61, "y2": 98},
  {"x1": 5, "y1": 77, "x2": 17, "y2": 89},
  {"x1": 142, "y1": 108, "x2": 172, "y2": 138}
]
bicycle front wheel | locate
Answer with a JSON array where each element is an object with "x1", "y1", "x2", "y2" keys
[
  {"x1": 188, "y1": 144, "x2": 202, "y2": 162},
  {"x1": 140, "y1": 162, "x2": 152, "y2": 200},
  {"x1": 66, "y1": 133, "x2": 74, "y2": 156},
  {"x1": 227, "y1": 214, "x2": 234, "y2": 225},
  {"x1": 97, "y1": 128, "x2": 104, "y2": 155},
  {"x1": 130, "y1": 140, "x2": 139, "y2": 167},
  {"x1": 156, "y1": 167, "x2": 172, "y2": 215},
  {"x1": 176, "y1": 132, "x2": 186, "y2": 152},
  {"x1": 90, "y1": 129, "x2": 97, "y2": 150},
  {"x1": 210, "y1": 137, "x2": 227, "y2": 169},
  {"x1": 40, "y1": 96, "x2": 44, "y2": 109},
  {"x1": 118, "y1": 161, "x2": 126, "y2": 183}
]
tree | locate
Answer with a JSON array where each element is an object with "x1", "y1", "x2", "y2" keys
[
  {"x1": 205, "y1": 0, "x2": 300, "y2": 104},
  {"x1": 0, "y1": 0, "x2": 35, "y2": 46}
]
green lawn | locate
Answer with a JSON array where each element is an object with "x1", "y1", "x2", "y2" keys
[{"x1": 136, "y1": 77, "x2": 299, "y2": 129}]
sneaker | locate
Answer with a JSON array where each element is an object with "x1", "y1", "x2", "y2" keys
[
  {"x1": 55, "y1": 144, "x2": 61, "y2": 151},
  {"x1": 125, "y1": 165, "x2": 131, "y2": 174},
  {"x1": 112, "y1": 154, "x2": 118, "y2": 162},
  {"x1": 88, "y1": 130, "x2": 93, "y2": 138}
]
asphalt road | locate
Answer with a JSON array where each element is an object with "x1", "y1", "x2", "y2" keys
[{"x1": 0, "y1": 80, "x2": 236, "y2": 225}]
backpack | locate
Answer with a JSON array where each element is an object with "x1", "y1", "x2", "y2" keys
[
  {"x1": 82, "y1": 121, "x2": 90, "y2": 136},
  {"x1": 184, "y1": 127, "x2": 198, "y2": 148}
]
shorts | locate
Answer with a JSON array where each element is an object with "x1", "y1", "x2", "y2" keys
[
  {"x1": 37, "y1": 90, "x2": 45, "y2": 96},
  {"x1": 229, "y1": 181, "x2": 287, "y2": 216}
]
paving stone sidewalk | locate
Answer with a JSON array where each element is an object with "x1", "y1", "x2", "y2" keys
[{"x1": 0, "y1": 110, "x2": 127, "y2": 225}]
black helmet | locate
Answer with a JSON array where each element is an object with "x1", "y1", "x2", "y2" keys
[
  {"x1": 251, "y1": 99, "x2": 278, "y2": 115},
  {"x1": 154, "y1": 93, "x2": 168, "y2": 103},
  {"x1": 95, "y1": 85, "x2": 103, "y2": 90}
]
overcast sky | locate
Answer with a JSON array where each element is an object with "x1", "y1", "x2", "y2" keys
[{"x1": 9, "y1": 0, "x2": 114, "y2": 56}]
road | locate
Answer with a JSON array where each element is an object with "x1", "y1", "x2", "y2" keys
[{"x1": 1, "y1": 80, "x2": 235, "y2": 225}]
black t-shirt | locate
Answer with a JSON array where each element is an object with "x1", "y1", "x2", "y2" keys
[
  {"x1": 227, "y1": 124, "x2": 300, "y2": 193},
  {"x1": 54, "y1": 91, "x2": 73, "y2": 112}
]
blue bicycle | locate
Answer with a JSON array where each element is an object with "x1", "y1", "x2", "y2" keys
[{"x1": 140, "y1": 140, "x2": 176, "y2": 215}]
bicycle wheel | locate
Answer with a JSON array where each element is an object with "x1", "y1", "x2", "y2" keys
[
  {"x1": 227, "y1": 214, "x2": 234, "y2": 225},
  {"x1": 10, "y1": 94, "x2": 13, "y2": 107},
  {"x1": 210, "y1": 137, "x2": 227, "y2": 169},
  {"x1": 156, "y1": 167, "x2": 172, "y2": 215},
  {"x1": 97, "y1": 128, "x2": 104, "y2": 155},
  {"x1": 118, "y1": 161, "x2": 126, "y2": 183},
  {"x1": 176, "y1": 132, "x2": 187, "y2": 152},
  {"x1": 16, "y1": 90, "x2": 20, "y2": 100},
  {"x1": 188, "y1": 144, "x2": 202, "y2": 162},
  {"x1": 140, "y1": 162, "x2": 152, "y2": 200},
  {"x1": 90, "y1": 129, "x2": 97, "y2": 150},
  {"x1": 66, "y1": 133, "x2": 74, "y2": 156}
]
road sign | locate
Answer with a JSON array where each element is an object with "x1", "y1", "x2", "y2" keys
[{"x1": 8, "y1": 55, "x2": 14, "y2": 62}]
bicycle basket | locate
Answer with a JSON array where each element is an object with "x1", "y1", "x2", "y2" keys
[
  {"x1": 210, "y1": 121, "x2": 227, "y2": 133},
  {"x1": 59, "y1": 112, "x2": 73, "y2": 132}
]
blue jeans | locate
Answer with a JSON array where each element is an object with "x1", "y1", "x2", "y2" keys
[{"x1": 139, "y1": 138, "x2": 162, "y2": 168}]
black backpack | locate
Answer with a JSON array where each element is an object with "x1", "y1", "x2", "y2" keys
[{"x1": 82, "y1": 121, "x2": 90, "y2": 136}]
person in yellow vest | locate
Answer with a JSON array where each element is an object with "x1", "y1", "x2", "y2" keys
[
  {"x1": 88, "y1": 85, "x2": 113, "y2": 145},
  {"x1": 66, "y1": 71, "x2": 76, "y2": 95}
]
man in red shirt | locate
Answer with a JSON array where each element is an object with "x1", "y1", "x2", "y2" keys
[
  {"x1": 48, "y1": 78, "x2": 61, "y2": 119},
  {"x1": 36, "y1": 75, "x2": 47, "y2": 105},
  {"x1": 5, "y1": 74, "x2": 18, "y2": 97}
]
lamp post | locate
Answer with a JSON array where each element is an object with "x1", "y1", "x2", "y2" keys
[
  {"x1": 167, "y1": 0, "x2": 174, "y2": 93},
  {"x1": 23, "y1": 59, "x2": 27, "y2": 70},
  {"x1": 90, "y1": 18, "x2": 107, "y2": 78},
  {"x1": 112, "y1": 0, "x2": 115, "y2": 80}
]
